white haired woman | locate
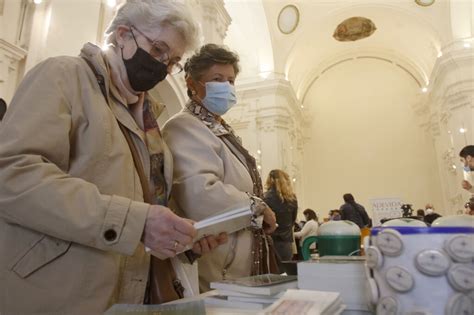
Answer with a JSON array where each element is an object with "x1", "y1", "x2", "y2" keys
[{"x1": 0, "y1": 1, "x2": 226, "y2": 314}]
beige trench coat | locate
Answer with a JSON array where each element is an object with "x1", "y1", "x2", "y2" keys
[
  {"x1": 162, "y1": 110, "x2": 254, "y2": 292},
  {"x1": 0, "y1": 43, "x2": 174, "y2": 314}
]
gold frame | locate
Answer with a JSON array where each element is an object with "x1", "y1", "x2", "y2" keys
[
  {"x1": 415, "y1": 0, "x2": 435, "y2": 7},
  {"x1": 277, "y1": 4, "x2": 300, "y2": 35}
]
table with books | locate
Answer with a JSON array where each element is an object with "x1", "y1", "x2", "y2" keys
[{"x1": 105, "y1": 273, "x2": 347, "y2": 315}]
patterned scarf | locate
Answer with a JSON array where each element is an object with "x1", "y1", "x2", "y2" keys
[{"x1": 142, "y1": 98, "x2": 167, "y2": 206}]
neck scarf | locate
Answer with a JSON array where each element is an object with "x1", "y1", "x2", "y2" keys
[{"x1": 142, "y1": 98, "x2": 167, "y2": 206}]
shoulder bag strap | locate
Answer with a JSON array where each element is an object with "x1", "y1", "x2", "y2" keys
[{"x1": 82, "y1": 57, "x2": 183, "y2": 303}]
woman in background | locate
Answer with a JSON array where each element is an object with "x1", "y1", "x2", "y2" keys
[
  {"x1": 263, "y1": 169, "x2": 298, "y2": 263},
  {"x1": 294, "y1": 209, "x2": 319, "y2": 258}
]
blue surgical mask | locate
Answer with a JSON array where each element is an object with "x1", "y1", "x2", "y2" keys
[{"x1": 201, "y1": 81, "x2": 237, "y2": 116}]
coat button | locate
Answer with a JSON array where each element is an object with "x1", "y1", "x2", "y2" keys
[{"x1": 104, "y1": 229, "x2": 118, "y2": 242}]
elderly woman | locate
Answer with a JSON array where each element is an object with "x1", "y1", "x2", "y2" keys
[
  {"x1": 0, "y1": 1, "x2": 225, "y2": 314},
  {"x1": 162, "y1": 44, "x2": 278, "y2": 292}
]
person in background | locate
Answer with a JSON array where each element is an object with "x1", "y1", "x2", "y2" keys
[
  {"x1": 294, "y1": 209, "x2": 319, "y2": 258},
  {"x1": 424, "y1": 203, "x2": 441, "y2": 225},
  {"x1": 162, "y1": 44, "x2": 277, "y2": 292},
  {"x1": 465, "y1": 198, "x2": 474, "y2": 215},
  {"x1": 263, "y1": 169, "x2": 298, "y2": 264},
  {"x1": 416, "y1": 209, "x2": 425, "y2": 221},
  {"x1": 0, "y1": 98, "x2": 6, "y2": 121},
  {"x1": 0, "y1": 1, "x2": 225, "y2": 313},
  {"x1": 460, "y1": 145, "x2": 474, "y2": 194},
  {"x1": 329, "y1": 209, "x2": 342, "y2": 221},
  {"x1": 339, "y1": 193, "x2": 371, "y2": 228}
]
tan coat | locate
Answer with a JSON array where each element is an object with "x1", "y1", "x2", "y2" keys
[
  {"x1": 0, "y1": 43, "x2": 174, "y2": 314},
  {"x1": 162, "y1": 110, "x2": 254, "y2": 292}
]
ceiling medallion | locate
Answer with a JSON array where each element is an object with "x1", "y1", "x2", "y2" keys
[
  {"x1": 277, "y1": 4, "x2": 299, "y2": 35},
  {"x1": 333, "y1": 17, "x2": 377, "y2": 42},
  {"x1": 415, "y1": 0, "x2": 435, "y2": 7}
]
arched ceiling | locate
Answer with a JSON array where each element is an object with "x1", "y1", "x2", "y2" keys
[
  {"x1": 226, "y1": 0, "x2": 456, "y2": 103},
  {"x1": 264, "y1": 0, "x2": 453, "y2": 102}
]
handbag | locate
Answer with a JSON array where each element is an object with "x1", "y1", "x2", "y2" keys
[{"x1": 82, "y1": 57, "x2": 184, "y2": 303}]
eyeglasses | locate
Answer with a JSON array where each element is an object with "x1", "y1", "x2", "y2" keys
[{"x1": 131, "y1": 26, "x2": 184, "y2": 75}]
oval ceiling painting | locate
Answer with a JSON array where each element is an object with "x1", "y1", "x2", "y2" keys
[{"x1": 333, "y1": 17, "x2": 377, "y2": 42}]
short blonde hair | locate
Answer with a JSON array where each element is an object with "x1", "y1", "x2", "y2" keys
[{"x1": 105, "y1": 0, "x2": 199, "y2": 51}]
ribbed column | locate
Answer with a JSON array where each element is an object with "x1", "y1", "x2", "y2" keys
[
  {"x1": 424, "y1": 39, "x2": 474, "y2": 212},
  {"x1": 225, "y1": 76, "x2": 309, "y2": 204}
]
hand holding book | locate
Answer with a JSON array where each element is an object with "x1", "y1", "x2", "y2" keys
[{"x1": 147, "y1": 199, "x2": 266, "y2": 257}]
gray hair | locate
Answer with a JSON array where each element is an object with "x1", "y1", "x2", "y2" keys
[{"x1": 105, "y1": 0, "x2": 199, "y2": 51}]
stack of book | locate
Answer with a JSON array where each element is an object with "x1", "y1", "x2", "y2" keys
[
  {"x1": 297, "y1": 256, "x2": 372, "y2": 313},
  {"x1": 261, "y1": 289, "x2": 345, "y2": 315},
  {"x1": 206, "y1": 274, "x2": 298, "y2": 310}
]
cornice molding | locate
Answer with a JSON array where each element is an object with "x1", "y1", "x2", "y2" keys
[
  {"x1": 236, "y1": 77, "x2": 303, "y2": 116},
  {"x1": 429, "y1": 43, "x2": 474, "y2": 89},
  {"x1": 0, "y1": 38, "x2": 27, "y2": 61}
]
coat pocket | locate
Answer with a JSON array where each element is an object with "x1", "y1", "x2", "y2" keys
[{"x1": 9, "y1": 234, "x2": 72, "y2": 278}]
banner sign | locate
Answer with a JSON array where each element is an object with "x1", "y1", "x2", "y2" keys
[{"x1": 369, "y1": 197, "x2": 403, "y2": 226}]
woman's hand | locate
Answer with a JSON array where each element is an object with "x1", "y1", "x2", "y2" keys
[
  {"x1": 462, "y1": 180, "x2": 472, "y2": 191},
  {"x1": 263, "y1": 206, "x2": 277, "y2": 234},
  {"x1": 192, "y1": 232, "x2": 228, "y2": 256},
  {"x1": 142, "y1": 205, "x2": 197, "y2": 259}
]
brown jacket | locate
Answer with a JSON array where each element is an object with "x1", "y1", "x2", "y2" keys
[{"x1": 0, "y1": 43, "x2": 173, "y2": 314}]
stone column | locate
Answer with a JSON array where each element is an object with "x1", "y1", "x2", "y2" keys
[
  {"x1": 191, "y1": 0, "x2": 231, "y2": 45},
  {"x1": 225, "y1": 75, "x2": 309, "y2": 204},
  {"x1": 420, "y1": 39, "x2": 474, "y2": 212}
]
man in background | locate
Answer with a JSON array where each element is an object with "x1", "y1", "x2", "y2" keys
[
  {"x1": 424, "y1": 203, "x2": 441, "y2": 225},
  {"x1": 459, "y1": 145, "x2": 474, "y2": 194},
  {"x1": 339, "y1": 193, "x2": 371, "y2": 228}
]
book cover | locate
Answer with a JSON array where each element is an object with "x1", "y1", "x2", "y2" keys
[
  {"x1": 205, "y1": 295, "x2": 271, "y2": 310},
  {"x1": 210, "y1": 274, "x2": 298, "y2": 296},
  {"x1": 260, "y1": 289, "x2": 344, "y2": 315}
]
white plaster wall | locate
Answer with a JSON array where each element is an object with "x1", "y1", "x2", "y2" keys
[
  {"x1": 302, "y1": 58, "x2": 444, "y2": 219},
  {"x1": 450, "y1": 0, "x2": 474, "y2": 38},
  {"x1": 0, "y1": 0, "x2": 23, "y2": 43},
  {"x1": 0, "y1": 0, "x2": 28, "y2": 103},
  {"x1": 25, "y1": 0, "x2": 102, "y2": 72},
  {"x1": 224, "y1": 0, "x2": 274, "y2": 79}
]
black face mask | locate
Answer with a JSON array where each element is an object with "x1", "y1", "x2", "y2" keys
[{"x1": 122, "y1": 29, "x2": 168, "y2": 92}]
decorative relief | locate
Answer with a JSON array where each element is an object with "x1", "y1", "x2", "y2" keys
[
  {"x1": 448, "y1": 193, "x2": 464, "y2": 207},
  {"x1": 0, "y1": 0, "x2": 4, "y2": 15},
  {"x1": 199, "y1": 0, "x2": 231, "y2": 41},
  {"x1": 442, "y1": 149, "x2": 457, "y2": 174}
]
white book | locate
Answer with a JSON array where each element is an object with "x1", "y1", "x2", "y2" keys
[
  {"x1": 205, "y1": 295, "x2": 272, "y2": 310},
  {"x1": 147, "y1": 201, "x2": 259, "y2": 256},
  {"x1": 260, "y1": 289, "x2": 345, "y2": 315},
  {"x1": 227, "y1": 295, "x2": 280, "y2": 304},
  {"x1": 193, "y1": 204, "x2": 254, "y2": 240},
  {"x1": 210, "y1": 274, "x2": 298, "y2": 296},
  {"x1": 217, "y1": 290, "x2": 285, "y2": 299}
]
